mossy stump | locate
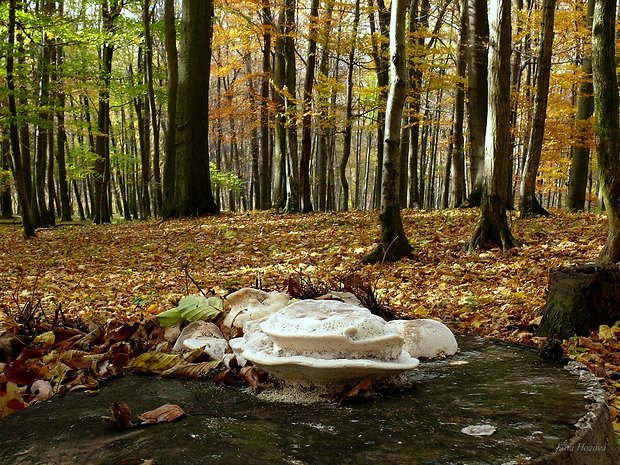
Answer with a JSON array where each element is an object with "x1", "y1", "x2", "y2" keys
[{"x1": 536, "y1": 264, "x2": 620, "y2": 339}]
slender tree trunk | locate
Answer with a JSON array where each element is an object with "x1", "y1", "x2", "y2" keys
[
  {"x1": 315, "y1": 2, "x2": 333, "y2": 211},
  {"x1": 452, "y1": 0, "x2": 467, "y2": 207},
  {"x1": 340, "y1": 0, "x2": 361, "y2": 212},
  {"x1": 272, "y1": 4, "x2": 288, "y2": 210},
  {"x1": 368, "y1": 0, "x2": 390, "y2": 209},
  {"x1": 54, "y1": 3, "x2": 72, "y2": 222},
  {"x1": 463, "y1": 0, "x2": 489, "y2": 207},
  {"x1": 162, "y1": 0, "x2": 178, "y2": 218},
  {"x1": 364, "y1": 0, "x2": 412, "y2": 263},
  {"x1": 93, "y1": 1, "x2": 121, "y2": 224},
  {"x1": 519, "y1": 0, "x2": 556, "y2": 218},
  {"x1": 6, "y1": 0, "x2": 35, "y2": 236},
  {"x1": 300, "y1": 0, "x2": 320, "y2": 213},
  {"x1": 144, "y1": 0, "x2": 163, "y2": 216},
  {"x1": 567, "y1": 0, "x2": 595, "y2": 211},
  {"x1": 468, "y1": 0, "x2": 517, "y2": 251},
  {"x1": 259, "y1": 0, "x2": 273, "y2": 210},
  {"x1": 592, "y1": 0, "x2": 620, "y2": 262}
]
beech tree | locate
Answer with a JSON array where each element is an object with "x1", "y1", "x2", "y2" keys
[
  {"x1": 468, "y1": 0, "x2": 517, "y2": 251},
  {"x1": 567, "y1": 0, "x2": 595, "y2": 212},
  {"x1": 591, "y1": 0, "x2": 620, "y2": 262},
  {"x1": 168, "y1": 0, "x2": 219, "y2": 216},
  {"x1": 518, "y1": 0, "x2": 556, "y2": 218},
  {"x1": 364, "y1": 0, "x2": 412, "y2": 263}
]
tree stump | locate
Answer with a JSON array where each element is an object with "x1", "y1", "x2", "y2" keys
[{"x1": 536, "y1": 264, "x2": 620, "y2": 339}]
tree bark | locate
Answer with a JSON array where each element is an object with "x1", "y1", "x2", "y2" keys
[
  {"x1": 452, "y1": 0, "x2": 467, "y2": 207},
  {"x1": 259, "y1": 0, "x2": 273, "y2": 210},
  {"x1": 519, "y1": 0, "x2": 556, "y2": 218},
  {"x1": 173, "y1": 0, "x2": 219, "y2": 216},
  {"x1": 468, "y1": 0, "x2": 517, "y2": 251},
  {"x1": 340, "y1": 0, "x2": 361, "y2": 212},
  {"x1": 300, "y1": 0, "x2": 320, "y2": 213},
  {"x1": 363, "y1": 0, "x2": 412, "y2": 264},
  {"x1": 368, "y1": 0, "x2": 390, "y2": 209},
  {"x1": 272, "y1": 4, "x2": 288, "y2": 210},
  {"x1": 6, "y1": 0, "x2": 35, "y2": 236},
  {"x1": 143, "y1": 0, "x2": 162, "y2": 217},
  {"x1": 463, "y1": 0, "x2": 489, "y2": 207},
  {"x1": 537, "y1": 265, "x2": 620, "y2": 339},
  {"x1": 162, "y1": 0, "x2": 178, "y2": 218},
  {"x1": 592, "y1": 0, "x2": 620, "y2": 262},
  {"x1": 567, "y1": 0, "x2": 595, "y2": 212}
]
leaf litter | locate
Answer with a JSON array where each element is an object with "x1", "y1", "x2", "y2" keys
[{"x1": 0, "y1": 209, "x2": 619, "y2": 435}]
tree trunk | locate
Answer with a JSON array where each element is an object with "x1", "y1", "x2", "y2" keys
[
  {"x1": 363, "y1": 0, "x2": 412, "y2": 264},
  {"x1": 54, "y1": 3, "x2": 72, "y2": 223},
  {"x1": 368, "y1": 0, "x2": 390, "y2": 209},
  {"x1": 272, "y1": 4, "x2": 288, "y2": 210},
  {"x1": 93, "y1": 1, "x2": 121, "y2": 224},
  {"x1": 162, "y1": 0, "x2": 178, "y2": 218},
  {"x1": 144, "y1": 0, "x2": 162, "y2": 217},
  {"x1": 6, "y1": 0, "x2": 35, "y2": 236},
  {"x1": 592, "y1": 0, "x2": 620, "y2": 262},
  {"x1": 173, "y1": 0, "x2": 219, "y2": 216},
  {"x1": 259, "y1": 0, "x2": 273, "y2": 210},
  {"x1": 537, "y1": 265, "x2": 620, "y2": 339},
  {"x1": 463, "y1": 0, "x2": 489, "y2": 207},
  {"x1": 468, "y1": 0, "x2": 517, "y2": 251},
  {"x1": 519, "y1": 0, "x2": 556, "y2": 218},
  {"x1": 300, "y1": 0, "x2": 320, "y2": 213},
  {"x1": 567, "y1": 0, "x2": 595, "y2": 212},
  {"x1": 340, "y1": 0, "x2": 361, "y2": 212},
  {"x1": 452, "y1": 0, "x2": 467, "y2": 207}
]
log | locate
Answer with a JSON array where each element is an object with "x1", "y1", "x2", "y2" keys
[{"x1": 536, "y1": 264, "x2": 620, "y2": 339}]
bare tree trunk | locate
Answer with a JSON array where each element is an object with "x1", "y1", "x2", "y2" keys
[
  {"x1": 144, "y1": 0, "x2": 162, "y2": 216},
  {"x1": 592, "y1": 0, "x2": 620, "y2": 262},
  {"x1": 272, "y1": 4, "x2": 288, "y2": 210},
  {"x1": 463, "y1": 0, "x2": 489, "y2": 207},
  {"x1": 259, "y1": 0, "x2": 273, "y2": 210},
  {"x1": 300, "y1": 0, "x2": 320, "y2": 213},
  {"x1": 364, "y1": 0, "x2": 412, "y2": 263},
  {"x1": 468, "y1": 0, "x2": 517, "y2": 251},
  {"x1": 6, "y1": 0, "x2": 35, "y2": 236},
  {"x1": 162, "y1": 0, "x2": 178, "y2": 218},
  {"x1": 452, "y1": 0, "x2": 467, "y2": 207},
  {"x1": 368, "y1": 0, "x2": 390, "y2": 209},
  {"x1": 568, "y1": 0, "x2": 595, "y2": 212},
  {"x1": 519, "y1": 0, "x2": 556, "y2": 217},
  {"x1": 340, "y1": 0, "x2": 361, "y2": 212}
]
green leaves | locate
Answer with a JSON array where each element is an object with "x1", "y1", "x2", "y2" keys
[{"x1": 156, "y1": 295, "x2": 224, "y2": 327}]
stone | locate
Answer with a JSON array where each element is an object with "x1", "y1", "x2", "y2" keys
[{"x1": 388, "y1": 319, "x2": 458, "y2": 359}]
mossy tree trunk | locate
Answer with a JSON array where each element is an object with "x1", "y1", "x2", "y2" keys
[
  {"x1": 363, "y1": 0, "x2": 412, "y2": 264},
  {"x1": 592, "y1": 0, "x2": 620, "y2": 262},
  {"x1": 537, "y1": 265, "x2": 620, "y2": 339}
]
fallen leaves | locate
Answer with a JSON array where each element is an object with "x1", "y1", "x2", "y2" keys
[
  {"x1": 0, "y1": 209, "x2": 617, "y2": 425},
  {"x1": 105, "y1": 401, "x2": 185, "y2": 428}
]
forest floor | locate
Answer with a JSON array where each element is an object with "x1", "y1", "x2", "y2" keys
[{"x1": 1, "y1": 208, "x2": 619, "y2": 435}]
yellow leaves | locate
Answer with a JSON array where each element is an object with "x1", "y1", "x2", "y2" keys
[
  {"x1": 598, "y1": 324, "x2": 620, "y2": 342},
  {"x1": 0, "y1": 382, "x2": 26, "y2": 418}
]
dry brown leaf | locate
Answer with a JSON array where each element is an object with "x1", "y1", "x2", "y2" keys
[{"x1": 137, "y1": 403, "x2": 185, "y2": 425}]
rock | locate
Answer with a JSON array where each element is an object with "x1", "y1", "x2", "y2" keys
[
  {"x1": 223, "y1": 288, "x2": 290, "y2": 330},
  {"x1": 388, "y1": 319, "x2": 458, "y2": 359}
]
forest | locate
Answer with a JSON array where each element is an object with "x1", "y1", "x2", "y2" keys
[
  {"x1": 0, "y1": 0, "x2": 610, "y2": 225},
  {"x1": 2, "y1": 0, "x2": 620, "y2": 451}
]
